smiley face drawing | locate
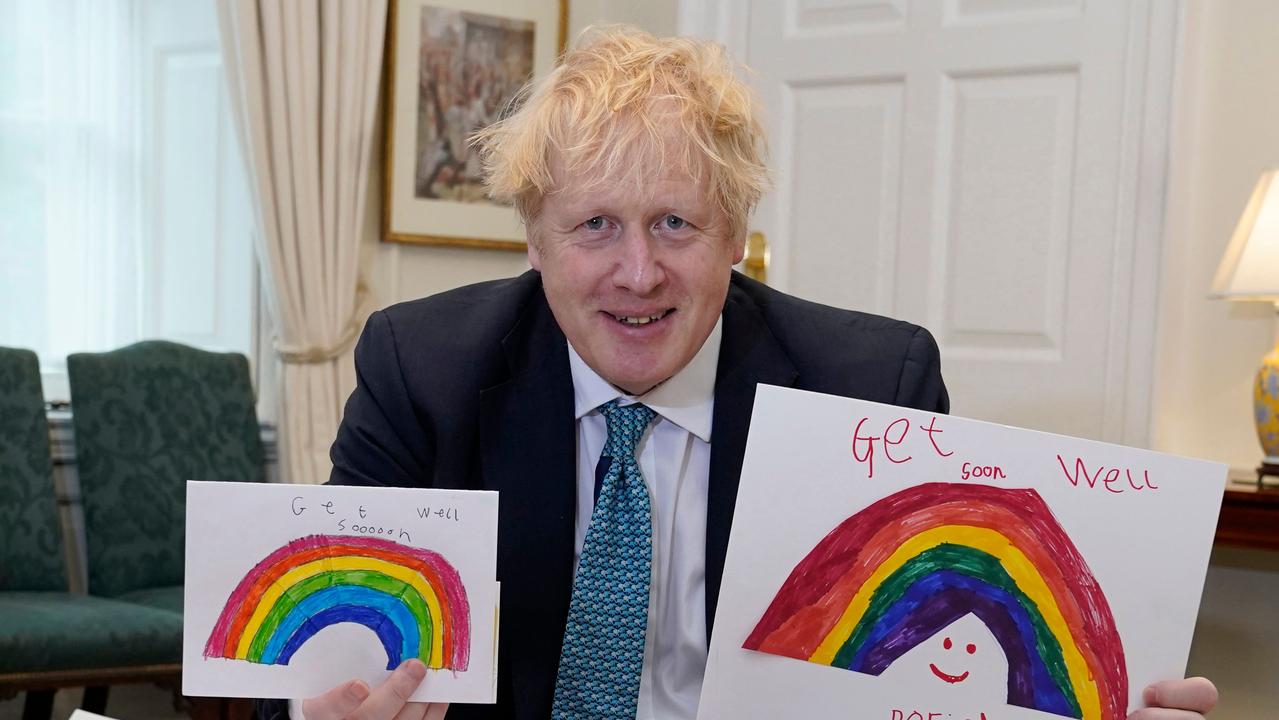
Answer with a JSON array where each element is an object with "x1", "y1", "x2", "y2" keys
[
  {"x1": 876, "y1": 613, "x2": 1009, "y2": 705},
  {"x1": 929, "y1": 634, "x2": 978, "y2": 684}
]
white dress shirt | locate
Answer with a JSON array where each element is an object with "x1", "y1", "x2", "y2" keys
[{"x1": 566, "y1": 318, "x2": 720, "y2": 720}]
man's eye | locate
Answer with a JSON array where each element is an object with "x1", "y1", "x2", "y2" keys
[
  {"x1": 583, "y1": 216, "x2": 607, "y2": 231},
  {"x1": 663, "y1": 214, "x2": 687, "y2": 230}
]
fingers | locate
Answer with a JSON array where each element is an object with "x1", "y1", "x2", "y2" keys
[
  {"x1": 389, "y1": 702, "x2": 428, "y2": 720},
  {"x1": 350, "y1": 659, "x2": 428, "y2": 720},
  {"x1": 390, "y1": 701, "x2": 447, "y2": 720},
  {"x1": 1127, "y1": 709, "x2": 1207, "y2": 720},
  {"x1": 1144, "y1": 677, "x2": 1219, "y2": 713},
  {"x1": 302, "y1": 679, "x2": 371, "y2": 720}
]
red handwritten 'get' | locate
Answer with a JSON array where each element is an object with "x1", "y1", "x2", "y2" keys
[{"x1": 852, "y1": 416, "x2": 953, "y2": 479}]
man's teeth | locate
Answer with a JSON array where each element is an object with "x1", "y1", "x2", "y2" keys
[{"x1": 614, "y1": 312, "x2": 667, "y2": 325}]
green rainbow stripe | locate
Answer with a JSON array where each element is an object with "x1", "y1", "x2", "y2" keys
[
  {"x1": 204, "y1": 535, "x2": 471, "y2": 672},
  {"x1": 247, "y1": 569, "x2": 434, "y2": 664},
  {"x1": 830, "y1": 543, "x2": 1079, "y2": 718},
  {"x1": 744, "y1": 484, "x2": 1127, "y2": 720}
]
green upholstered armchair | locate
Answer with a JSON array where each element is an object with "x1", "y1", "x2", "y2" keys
[
  {"x1": 0, "y1": 350, "x2": 64, "y2": 593},
  {"x1": 66, "y1": 340, "x2": 265, "y2": 612},
  {"x1": 0, "y1": 347, "x2": 184, "y2": 719}
]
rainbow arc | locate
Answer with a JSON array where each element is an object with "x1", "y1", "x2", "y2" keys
[
  {"x1": 205, "y1": 535, "x2": 470, "y2": 671},
  {"x1": 744, "y1": 483, "x2": 1126, "y2": 720}
]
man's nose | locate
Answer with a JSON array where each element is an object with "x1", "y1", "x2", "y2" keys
[{"x1": 611, "y1": 225, "x2": 665, "y2": 295}]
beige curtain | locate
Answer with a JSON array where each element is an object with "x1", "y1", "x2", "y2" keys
[{"x1": 217, "y1": 0, "x2": 387, "y2": 484}]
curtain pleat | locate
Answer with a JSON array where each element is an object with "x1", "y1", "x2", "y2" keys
[{"x1": 217, "y1": 0, "x2": 387, "y2": 484}]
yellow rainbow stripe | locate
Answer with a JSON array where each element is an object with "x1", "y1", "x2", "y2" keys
[
  {"x1": 235, "y1": 556, "x2": 446, "y2": 668},
  {"x1": 809, "y1": 525, "x2": 1101, "y2": 720}
]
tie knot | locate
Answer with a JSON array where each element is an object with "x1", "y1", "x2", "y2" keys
[{"x1": 598, "y1": 400, "x2": 655, "y2": 456}]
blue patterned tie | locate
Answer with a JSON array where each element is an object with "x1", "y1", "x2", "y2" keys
[{"x1": 552, "y1": 400, "x2": 656, "y2": 719}]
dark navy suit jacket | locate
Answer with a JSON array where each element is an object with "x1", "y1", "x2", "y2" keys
[{"x1": 256, "y1": 270, "x2": 947, "y2": 720}]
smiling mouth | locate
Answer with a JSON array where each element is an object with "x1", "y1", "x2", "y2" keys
[
  {"x1": 606, "y1": 309, "x2": 674, "y2": 326},
  {"x1": 929, "y1": 663, "x2": 970, "y2": 684}
]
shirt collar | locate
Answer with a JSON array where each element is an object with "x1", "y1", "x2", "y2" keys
[{"x1": 566, "y1": 317, "x2": 721, "y2": 442}]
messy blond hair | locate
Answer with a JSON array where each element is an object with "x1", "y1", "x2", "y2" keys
[{"x1": 470, "y1": 25, "x2": 769, "y2": 242}]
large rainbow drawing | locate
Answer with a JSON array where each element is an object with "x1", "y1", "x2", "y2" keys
[
  {"x1": 743, "y1": 483, "x2": 1126, "y2": 720},
  {"x1": 204, "y1": 535, "x2": 470, "y2": 671}
]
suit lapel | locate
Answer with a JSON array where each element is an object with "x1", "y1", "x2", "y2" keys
[
  {"x1": 706, "y1": 280, "x2": 798, "y2": 638},
  {"x1": 478, "y1": 290, "x2": 576, "y2": 718}
]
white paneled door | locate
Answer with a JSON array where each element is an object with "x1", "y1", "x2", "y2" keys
[{"x1": 684, "y1": 0, "x2": 1178, "y2": 443}]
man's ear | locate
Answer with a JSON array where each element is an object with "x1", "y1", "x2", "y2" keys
[
  {"x1": 731, "y1": 231, "x2": 747, "y2": 265},
  {"x1": 527, "y1": 232, "x2": 542, "y2": 271}
]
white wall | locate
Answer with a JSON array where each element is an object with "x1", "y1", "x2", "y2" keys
[
  {"x1": 1158, "y1": 2, "x2": 1279, "y2": 717},
  {"x1": 1153, "y1": 0, "x2": 1279, "y2": 473},
  {"x1": 364, "y1": 0, "x2": 678, "y2": 308}
]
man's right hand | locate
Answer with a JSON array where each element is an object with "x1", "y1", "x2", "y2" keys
[{"x1": 301, "y1": 659, "x2": 447, "y2": 720}]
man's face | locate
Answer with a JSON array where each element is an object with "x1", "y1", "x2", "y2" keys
[{"x1": 529, "y1": 151, "x2": 743, "y2": 395}]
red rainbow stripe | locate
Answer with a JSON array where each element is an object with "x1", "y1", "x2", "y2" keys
[
  {"x1": 744, "y1": 483, "x2": 1126, "y2": 719},
  {"x1": 204, "y1": 535, "x2": 469, "y2": 670}
]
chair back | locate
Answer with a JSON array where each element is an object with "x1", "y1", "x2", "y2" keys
[
  {"x1": 0, "y1": 347, "x2": 66, "y2": 592},
  {"x1": 67, "y1": 340, "x2": 263, "y2": 597}
]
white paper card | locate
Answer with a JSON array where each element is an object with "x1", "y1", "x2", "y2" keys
[
  {"x1": 69, "y1": 711, "x2": 116, "y2": 720},
  {"x1": 699, "y1": 385, "x2": 1227, "y2": 720},
  {"x1": 182, "y1": 482, "x2": 498, "y2": 703}
]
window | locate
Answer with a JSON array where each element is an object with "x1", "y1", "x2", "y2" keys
[{"x1": 0, "y1": 0, "x2": 254, "y2": 401}]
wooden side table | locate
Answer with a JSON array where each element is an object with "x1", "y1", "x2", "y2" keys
[{"x1": 1214, "y1": 484, "x2": 1279, "y2": 550}]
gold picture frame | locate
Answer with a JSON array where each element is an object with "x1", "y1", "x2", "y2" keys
[{"x1": 382, "y1": 0, "x2": 568, "y2": 250}]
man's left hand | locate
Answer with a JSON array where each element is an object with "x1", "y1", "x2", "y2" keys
[{"x1": 1128, "y1": 677, "x2": 1218, "y2": 719}]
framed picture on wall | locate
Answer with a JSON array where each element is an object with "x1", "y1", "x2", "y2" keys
[{"x1": 383, "y1": 0, "x2": 567, "y2": 250}]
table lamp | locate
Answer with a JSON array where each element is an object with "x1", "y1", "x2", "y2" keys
[{"x1": 1211, "y1": 169, "x2": 1279, "y2": 485}]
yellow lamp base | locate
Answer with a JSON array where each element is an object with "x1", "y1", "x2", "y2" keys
[{"x1": 1253, "y1": 345, "x2": 1279, "y2": 486}]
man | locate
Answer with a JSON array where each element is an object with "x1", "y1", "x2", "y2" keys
[{"x1": 272, "y1": 27, "x2": 1216, "y2": 720}]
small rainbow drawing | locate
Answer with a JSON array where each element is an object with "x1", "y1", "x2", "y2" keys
[
  {"x1": 204, "y1": 535, "x2": 470, "y2": 671},
  {"x1": 743, "y1": 483, "x2": 1126, "y2": 720}
]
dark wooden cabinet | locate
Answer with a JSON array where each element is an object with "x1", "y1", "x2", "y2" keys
[{"x1": 1214, "y1": 486, "x2": 1279, "y2": 550}]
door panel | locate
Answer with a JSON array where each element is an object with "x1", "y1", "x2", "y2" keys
[{"x1": 720, "y1": 0, "x2": 1174, "y2": 441}]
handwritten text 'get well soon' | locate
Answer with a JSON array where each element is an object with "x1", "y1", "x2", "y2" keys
[{"x1": 850, "y1": 416, "x2": 1159, "y2": 494}]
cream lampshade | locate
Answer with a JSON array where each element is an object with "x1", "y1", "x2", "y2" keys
[{"x1": 1211, "y1": 169, "x2": 1279, "y2": 484}]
